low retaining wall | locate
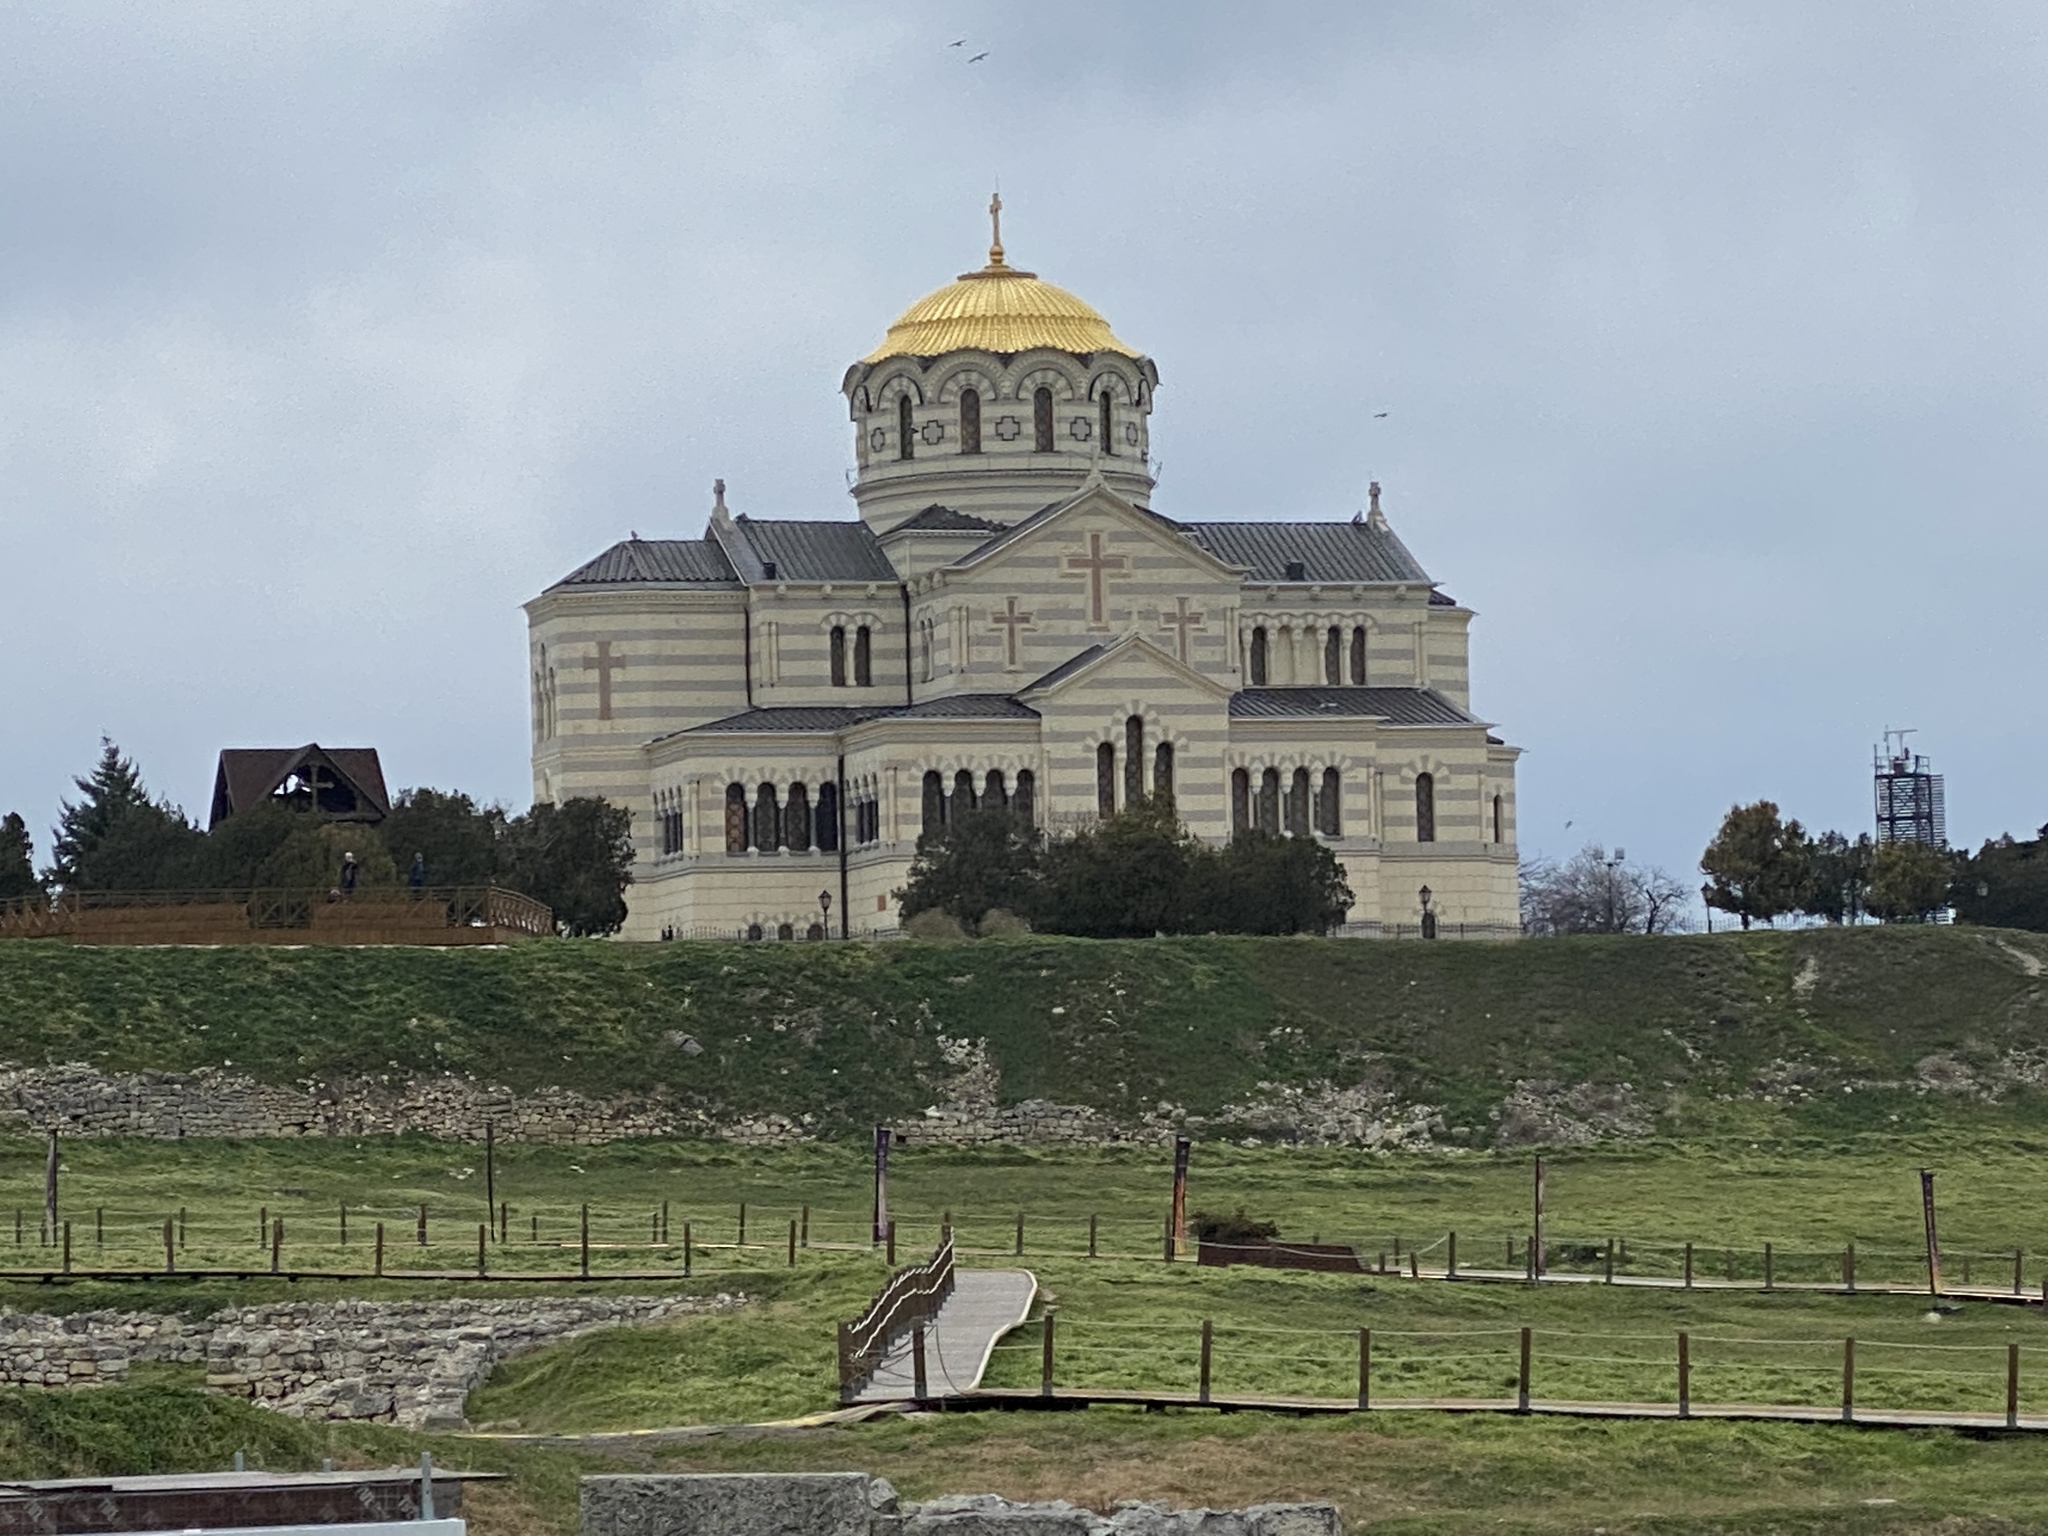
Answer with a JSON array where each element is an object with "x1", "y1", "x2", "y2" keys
[
  {"x1": 0, "y1": 1294, "x2": 739, "y2": 1427},
  {"x1": 580, "y1": 1476, "x2": 1343, "y2": 1536}
]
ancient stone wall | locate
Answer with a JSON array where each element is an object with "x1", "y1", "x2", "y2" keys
[{"x1": 579, "y1": 1475, "x2": 1343, "y2": 1536}]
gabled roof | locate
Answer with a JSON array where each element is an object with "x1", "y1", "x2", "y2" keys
[
  {"x1": 1020, "y1": 632, "x2": 1235, "y2": 703},
  {"x1": 890, "y1": 504, "x2": 1010, "y2": 534},
  {"x1": 551, "y1": 538, "x2": 738, "y2": 588},
  {"x1": 723, "y1": 516, "x2": 900, "y2": 583},
  {"x1": 1228, "y1": 687, "x2": 1476, "y2": 725},
  {"x1": 209, "y1": 745, "x2": 390, "y2": 830},
  {"x1": 675, "y1": 694, "x2": 1038, "y2": 739},
  {"x1": 953, "y1": 479, "x2": 1240, "y2": 580},
  {"x1": 1021, "y1": 645, "x2": 1106, "y2": 692},
  {"x1": 1182, "y1": 520, "x2": 1431, "y2": 585}
]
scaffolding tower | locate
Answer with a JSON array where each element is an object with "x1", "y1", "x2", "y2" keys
[{"x1": 1873, "y1": 729, "x2": 1946, "y2": 848}]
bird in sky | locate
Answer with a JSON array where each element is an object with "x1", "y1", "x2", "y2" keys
[
  {"x1": 949, "y1": 38, "x2": 965, "y2": 46},
  {"x1": 1373, "y1": 411, "x2": 1388, "y2": 418},
  {"x1": 969, "y1": 51, "x2": 989, "y2": 62}
]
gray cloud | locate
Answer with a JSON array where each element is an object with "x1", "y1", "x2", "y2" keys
[{"x1": 4, "y1": 0, "x2": 2044, "y2": 894}]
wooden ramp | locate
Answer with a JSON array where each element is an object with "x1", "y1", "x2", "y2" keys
[{"x1": 855, "y1": 1269, "x2": 1037, "y2": 1402}]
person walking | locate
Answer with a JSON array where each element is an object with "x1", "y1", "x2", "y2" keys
[
  {"x1": 339, "y1": 851, "x2": 360, "y2": 900},
  {"x1": 408, "y1": 853, "x2": 427, "y2": 896}
]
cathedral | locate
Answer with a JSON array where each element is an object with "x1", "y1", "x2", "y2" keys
[{"x1": 525, "y1": 204, "x2": 1521, "y2": 940}]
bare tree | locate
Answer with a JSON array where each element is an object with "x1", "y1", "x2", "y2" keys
[{"x1": 1522, "y1": 844, "x2": 1693, "y2": 936}]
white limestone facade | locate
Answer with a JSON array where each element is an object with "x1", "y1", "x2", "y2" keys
[{"x1": 524, "y1": 214, "x2": 1521, "y2": 940}]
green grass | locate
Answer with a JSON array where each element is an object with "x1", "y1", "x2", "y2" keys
[{"x1": 0, "y1": 926, "x2": 2043, "y2": 1141}]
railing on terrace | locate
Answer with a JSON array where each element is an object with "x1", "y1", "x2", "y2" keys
[
  {"x1": 0, "y1": 885, "x2": 554, "y2": 941},
  {"x1": 837, "y1": 1234, "x2": 956, "y2": 1401}
]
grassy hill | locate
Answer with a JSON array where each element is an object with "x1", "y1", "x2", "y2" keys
[{"x1": 0, "y1": 926, "x2": 2044, "y2": 1143}]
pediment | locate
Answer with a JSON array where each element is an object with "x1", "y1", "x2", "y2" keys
[
  {"x1": 1021, "y1": 631, "x2": 1235, "y2": 704},
  {"x1": 947, "y1": 477, "x2": 1246, "y2": 585}
]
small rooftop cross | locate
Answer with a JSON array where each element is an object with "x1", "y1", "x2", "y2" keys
[{"x1": 988, "y1": 192, "x2": 1005, "y2": 267}]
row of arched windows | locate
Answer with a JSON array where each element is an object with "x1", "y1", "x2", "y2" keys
[
  {"x1": 1248, "y1": 625, "x2": 1372, "y2": 687},
  {"x1": 892, "y1": 387, "x2": 1118, "y2": 460},
  {"x1": 724, "y1": 781, "x2": 842, "y2": 855},
  {"x1": 1231, "y1": 767, "x2": 1343, "y2": 839},
  {"x1": 920, "y1": 768, "x2": 1036, "y2": 837},
  {"x1": 828, "y1": 625, "x2": 873, "y2": 688},
  {"x1": 1095, "y1": 717, "x2": 1175, "y2": 818}
]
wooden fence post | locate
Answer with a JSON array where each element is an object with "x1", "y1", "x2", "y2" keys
[
  {"x1": 912, "y1": 1322, "x2": 928, "y2": 1400},
  {"x1": 739, "y1": 1202, "x2": 747, "y2": 1245},
  {"x1": 1677, "y1": 1332, "x2": 1690, "y2": 1419},
  {"x1": 887, "y1": 1220, "x2": 897, "y2": 1266},
  {"x1": 61, "y1": 1222, "x2": 70, "y2": 1276},
  {"x1": 1088, "y1": 1214, "x2": 1098, "y2": 1259},
  {"x1": 2010, "y1": 1342, "x2": 2021, "y2": 1429},
  {"x1": 1524, "y1": 1238, "x2": 1535, "y2": 1283},
  {"x1": 1841, "y1": 1338, "x2": 1855, "y2": 1423},
  {"x1": 270, "y1": 1218, "x2": 281, "y2": 1274},
  {"x1": 836, "y1": 1320, "x2": 852, "y2": 1404},
  {"x1": 340, "y1": 1204, "x2": 348, "y2": 1247},
  {"x1": 1764, "y1": 1242, "x2": 1774, "y2": 1291},
  {"x1": 1357, "y1": 1327, "x2": 1371, "y2": 1410},
  {"x1": 260, "y1": 1205, "x2": 267, "y2": 1248},
  {"x1": 800, "y1": 1204, "x2": 809, "y2": 1248},
  {"x1": 1198, "y1": 1320, "x2": 1213, "y2": 1405},
  {"x1": 580, "y1": 1203, "x2": 591, "y2": 1279},
  {"x1": 418, "y1": 1203, "x2": 428, "y2": 1247},
  {"x1": 1683, "y1": 1242, "x2": 1693, "y2": 1289},
  {"x1": 2016, "y1": 1249, "x2": 2025, "y2": 1297},
  {"x1": 788, "y1": 1220, "x2": 797, "y2": 1267},
  {"x1": 684, "y1": 1221, "x2": 693, "y2": 1276},
  {"x1": 179, "y1": 1207, "x2": 186, "y2": 1249},
  {"x1": 1605, "y1": 1238, "x2": 1615, "y2": 1284},
  {"x1": 1448, "y1": 1231, "x2": 1458, "y2": 1279},
  {"x1": 476, "y1": 1225, "x2": 487, "y2": 1277},
  {"x1": 1845, "y1": 1242, "x2": 1856, "y2": 1293},
  {"x1": 1517, "y1": 1327, "x2": 1531, "y2": 1412},
  {"x1": 374, "y1": 1222, "x2": 385, "y2": 1277},
  {"x1": 502, "y1": 1201, "x2": 510, "y2": 1244},
  {"x1": 95, "y1": 1207, "x2": 102, "y2": 1248},
  {"x1": 1041, "y1": 1310, "x2": 1056, "y2": 1397},
  {"x1": 1015, "y1": 1212, "x2": 1025, "y2": 1257},
  {"x1": 531, "y1": 1213, "x2": 538, "y2": 1244},
  {"x1": 162, "y1": 1218, "x2": 174, "y2": 1275},
  {"x1": 1410, "y1": 1251, "x2": 1420, "y2": 1280}
]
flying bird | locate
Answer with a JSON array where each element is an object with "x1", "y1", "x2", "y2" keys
[
  {"x1": 969, "y1": 51, "x2": 989, "y2": 61},
  {"x1": 949, "y1": 38, "x2": 965, "y2": 46},
  {"x1": 1373, "y1": 411, "x2": 1388, "y2": 418}
]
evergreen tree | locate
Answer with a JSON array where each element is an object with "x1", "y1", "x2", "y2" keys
[
  {"x1": 1191, "y1": 831, "x2": 1354, "y2": 935},
  {"x1": 1867, "y1": 840, "x2": 1953, "y2": 923},
  {"x1": 1700, "y1": 800, "x2": 1811, "y2": 930},
  {"x1": 1953, "y1": 826, "x2": 2048, "y2": 932},
  {"x1": 500, "y1": 798, "x2": 635, "y2": 936},
  {"x1": 47, "y1": 739, "x2": 201, "y2": 890},
  {"x1": 378, "y1": 787, "x2": 506, "y2": 887},
  {"x1": 1802, "y1": 830, "x2": 1876, "y2": 924},
  {"x1": 0, "y1": 813, "x2": 40, "y2": 900},
  {"x1": 1035, "y1": 798, "x2": 1201, "y2": 937},
  {"x1": 897, "y1": 808, "x2": 1043, "y2": 930}
]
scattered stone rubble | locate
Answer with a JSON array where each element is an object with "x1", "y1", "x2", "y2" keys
[
  {"x1": 580, "y1": 1475, "x2": 1343, "y2": 1536},
  {"x1": 0, "y1": 1293, "x2": 739, "y2": 1428}
]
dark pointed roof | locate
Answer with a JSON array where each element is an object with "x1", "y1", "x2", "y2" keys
[
  {"x1": 891, "y1": 505, "x2": 1011, "y2": 534},
  {"x1": 1228, "y1": 687, "x2": 1476, "y2": 725},
  {"x1": 673, "y1": 694, "x2": 1037, "y2": 737},
  {"x1": 551, "y1": 538, "x2": 738, "y2": 588},
  {"x1": 1182, "y1": 520, "x2": 1431, "y2": 585},
  {"x1": 209, "y1": 745, "x2": 390, "y2": 830}
]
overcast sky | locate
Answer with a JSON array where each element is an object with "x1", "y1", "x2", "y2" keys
[{"x1": 5, "y1": 1, "x2": 2045, "y2": 897}]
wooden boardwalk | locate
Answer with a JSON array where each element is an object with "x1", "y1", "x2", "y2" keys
[
  {"x1": 854, "y1": 1269, "x2": 1037, "y2": 1401},
  {"x1": 939, "y1": 1385, "x2": 2048, "y2": 1434}
]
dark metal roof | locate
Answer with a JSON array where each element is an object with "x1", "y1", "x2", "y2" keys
[
  {"x1": 1429, "y1": 589, "x2": 1458, "y2": 606},
  {"x1": 894, "y1": 694, "x2": 1040, "y2": 719},
  {"x1": 1021, "y1": 645, "x2": 1106, "y2": 692},
  {"x1": 1182, "y1": 520, "x2": 1431, "y2": 585},
  {"x1": 681, "y1": 695, "x2": 1038, "y2": 737},
  {"x1": 553, "y1": 539, "x2": 738, "y2": 587},
  {"x1": 727, "y1": 517, "x2": 899, "y2": 583},
  {"x1": 1229, "y1": 687, "x2": 1477, "y2": 725},
  {"x1": 892, "y1": 504, "x2": 1010, "y2": 534}
]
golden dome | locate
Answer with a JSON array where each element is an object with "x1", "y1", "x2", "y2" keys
[{"x1": 863, "y1": 201, "x2": 1138, "y2": 363}]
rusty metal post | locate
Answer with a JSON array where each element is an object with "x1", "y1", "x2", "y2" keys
[{"x1": 1171, "y1": 1136, "x2": 1191, "y2": 1258}]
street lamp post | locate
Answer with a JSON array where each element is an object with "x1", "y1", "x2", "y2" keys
[
  {"x1": 1419, "y1": 885, "x2": 1437, "y2": 940},
  {"x1": 818, "y1": 889, "x2": 833, "y2": 940},
  {"x1": 1604, "y1": 847, "x2": 1627, "y2": 933}
]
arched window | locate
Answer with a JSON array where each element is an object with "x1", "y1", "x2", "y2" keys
[
  {"x1": 785, "y1": 783, "x2": 812, "y2": 853},
  {"x1": 1288, "y1": 767, "x2": 1311, "y2": 837},
  {"x1": 984, "y1": 769, "x2": 1008, "y2": 810},
  {"x1": 921, "y1": 770, "x2": 945, "y2": 837},
  {"x1": 953, "y1": 769, "x2": 977, "y2": 816},
  {"x1": 1415, "y1": 773, "x2": 1436, "y2": 843},
  {"x1": 746, "y1": 922, "x2": 763, "y2": 941},
  {"x1": 1325, "y1": 627, "x2": 1343, "y2": 685},
  {"x1": 816, "y1": 782, "x2": 840, "y2": 853},
  {"x1": 897, "y1": 395, "x2": 914, "y2": 460},
  {"x1": 1033, "y1": 387, "x2": 1054, "y2": 452},
  {"x1": 960, "y1": 388, "x2": 981, "y2": 454},
  {"x1": 1249, "y1": 626, "x2": 1269, "y2": 685},
  {"x1": 1258, "y1": 768, "x2": 1281, "y2": 833},
  {"x1": 1493, "y1": 792, "x2": 1504, "y2": 844},
  {"x1": 724, "y1": 783, "x2": 749, "y2": 854},
  {"x1": 754, "y1": 784, "x2": 781, "y2": 852},
  {"x1": 1319, "y1": 768, "x2": 1341, "y2": 836},
  {"x1": 1096, "y1": 742, "x2": 1116, "y2": 819},
  {"x1": 1154, "y1": 741, "x2": 1175, "y2": 803},
  {"x1": 1350, "y1": 626, "x2": 1367, "y2": 685},
  {"x1": 829, "y1": 626, "x2": 847, "y2": 687},
  {"x1": 1230, "y1": 768, "x2": 1251, "y2": 835},
  {"x1": 854, "y1": 625, "x2": 873, "y2": 687},
  {"x1": 1015, "y1": 769, "x2": 1036, "y2": 825},
  {"x1": 1124, "y1": 716, "x2": 1145, "y2": 807},
  {"x1": 777, "y1": 922, "x2": 794, "y2": 942},
  {"x1": 1099, "y1": 392, "x2": 1115, "y2": 455}
]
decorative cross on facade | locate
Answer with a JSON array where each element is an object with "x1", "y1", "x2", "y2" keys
[
  {"x1": 583, "y1": 640, "x2": 627, "y2": 721},
  {"x1": 1061, "y1": 532, "x2": 1129, "y2": 628},
  {"x1": 1159, "y1": 596, "x2": 1207, "y2": 664},
  {"x1": 990, "y1": 596, "x2": 1035, "y2": 669}
]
